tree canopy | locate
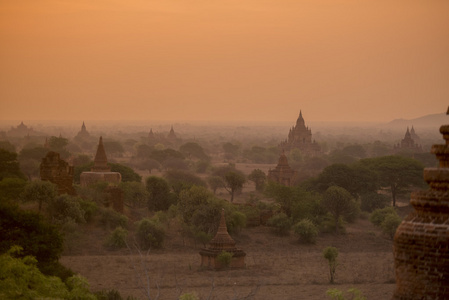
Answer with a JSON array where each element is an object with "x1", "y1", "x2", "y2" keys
[
  {"x1": 0, "y1": 149, "x2": 26, "y2": 180},
  {"x1": 359, "y1": 155, "x2": 424, "y2": 206},
  {"x1": 321, "y1": 186, "x2": 357, "y2": 234}
]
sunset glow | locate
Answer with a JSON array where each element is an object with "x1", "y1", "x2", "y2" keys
[{"x1": 1, "y1": 0, "x2": 448, "y2": 123}]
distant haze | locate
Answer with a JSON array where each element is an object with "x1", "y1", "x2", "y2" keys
[{"x1": 1, "y1": 1, "x2": 448, "y2": 123}]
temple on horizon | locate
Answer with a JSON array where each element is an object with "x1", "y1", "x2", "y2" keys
[{"x1": 279, "y1": 111, "x2": 321, "y2": 156}]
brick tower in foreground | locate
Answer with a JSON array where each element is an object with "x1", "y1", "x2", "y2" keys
[{"x1": 392, "y1": 107, "x2": 449, "y2": 299}]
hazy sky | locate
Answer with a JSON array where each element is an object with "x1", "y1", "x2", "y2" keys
[{"x1": 1, "y1": 0, "x2": 448, "y2": 123}]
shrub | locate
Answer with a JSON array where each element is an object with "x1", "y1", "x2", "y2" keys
[
  {"x1": 360, "y1": 192, "x2": 389, "y2": 212},
  {"x1": 267, "y1": 213, "x2": 291, "y2": 236},
  {"x1": 319, "y1": 213, "x2": 346, "y2": 234},
  {"x1": 100, "y1": 208, "x2": 128, "y2": 229},
  {"x1": 47, "y1": 194, "x2": 86, "y2": 225},
  {"x1": 370, "y1": 207, "x2": 396, "y2": 226},
  {"x1": 179, "y1": 293, "x2": 200, "y2": 300},
  {"x1": 293, "y1": 219, "x2": 319, "y2": 244},
  {"x1": 191, "y1": 227, "x2": 212, "y2": 247},
  {"x1": 136, "y1": 218, "x2": 165, "y2": 249},
  {"x1": 217, "y1": 250, "x2": 233, "y2": 268},
  {"x1": 78, "y1": 199, "x2": 98, "y2": 222},
  {"x1": 323, "y1": 246, "x2": 338, "y2": 283},
  {"x1": 227, "y1": 211, "x2": 247, "y2": 234},
  {"x1": 381, "y1": 214, "x2": 402, "y2": 239},
  {"x1": 105, "y1": 226, "x2": 128, "y2": 249},
  {"x1": 326, "y1": 288, "x2": 366, "y2": 300}
]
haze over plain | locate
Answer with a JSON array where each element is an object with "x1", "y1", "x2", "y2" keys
[{"x1": 1, "y1": 0, "x2": 448, "y2": 123}]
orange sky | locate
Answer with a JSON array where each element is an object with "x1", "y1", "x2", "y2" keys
[{"x1": 0, "y1": 0, "x2": 448, "y2": 123}]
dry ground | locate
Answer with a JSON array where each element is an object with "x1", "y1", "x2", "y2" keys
[{"x1": 61, "y1": 216, "x2": 401, "y2": 300}]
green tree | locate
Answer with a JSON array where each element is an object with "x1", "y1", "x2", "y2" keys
[
  {"x1": 321, "y1": 186, "x2": 357, "y2": 234},
  {"x1": 109, "y1": 163, "x2": 142, "y2": 182},
  {"x1": 293, "y1": 219, "x2": 319, "y2": 244},
  {"x1": 21, "y1": 180, "x2": 58, "y2": 212},
  {"x1": 224, "y1": 171, "x2": 246, "y2": 202},
  {"x1": 267, "y1": 213, "x2": 291, "y2": 236},
  {"x1": 359, "y1": 155, "x2": 424, "y2": 206},
  {"x1": 164, "y1": 169, "x2": 207, "y2": 196},
  {"x1": 146, "y1": 176, "x2": 174, "y2": 211},
  {"x1": 105, "y1": 226, "x2": 128, "y2": 249},
  {"x1": 0, "y1": 177, "x2": 27, "y2": 202},
  {"x1": 162, "y1": 157, "x2": 189, "y2": 171},
  {"x1": 178, "y1": 186, "x2": 213, "y2": 223},
  {"x1": 120, "y1": 181, "x2": 148, "y2": 208},
  {"x1": 370, "y1": 207, "x2": 401, "y2": 239},
  {"x1": 323, "y1": 246, "x2": 338, "y2": 284},
  {"x1": 0, "y1": 246, "x2": 96, "y2": 300},
  {"x1": 381, "y1": 213, "x2": 402, "y2": 239},
  {"x1": 360, "y1": 192, "x2": 389, "y2": 212},
  {"x1": 0, "y1": 140, "x2": 16, "y2": 152},
  {"x1": 311, "y1": 163, "x2": 378, "y2": 198},
  {"x1": 139, "y1": 158, "x2": 161, "y2": 174},
  {"x1": 369, "y1": 207, "x2": 397, "y2": 226},
  {"x1": 0, "y1": 202, "x2": 67, "y2": 278},
  {"x1": 179, "y1": 142, "x2": 208, "y2": 160},
  {"x1": 207, "y1": 175, "x2": 224, "y2": 195},
  {"x1": 19, "y1": 146, "x2": 48, "y2": 161},
  {"x1": 48, "y1": 136, "x2": 70, "y2": 158},
  {"x1": 47, "y1": 194, "x2": 86, "y2": 225},
  {"x1": 248, "y1": 169, "x2": 266, "y2": 192},
  {"x1": 136, "y1": 218, "x2": 165, "y2": 249},
  {"x1": 222, "y1": 142, "x2": 239, "y2": 160},
  {"x1": 0, "y1": 149, "x2": 26, "y2": 180}
]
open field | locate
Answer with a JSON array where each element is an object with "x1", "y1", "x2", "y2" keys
[{"x1": 61, "y1": 215, "x2": 401, "y2": 299}]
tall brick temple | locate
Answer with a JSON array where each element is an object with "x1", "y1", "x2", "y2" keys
[
  {"x1": 392, "y1": 107, "x2": 449, "y2": 299},
  {"x1": 279, "y1": 111, "x2": 321, "y2": 156}
]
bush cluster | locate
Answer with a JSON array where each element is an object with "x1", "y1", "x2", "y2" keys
[
  {"x1": 370, "y1": 207, "x2": 402, "y2": 239},
  {"x1": 136, "y1": 218, "x2": 165, "y2": 250}
]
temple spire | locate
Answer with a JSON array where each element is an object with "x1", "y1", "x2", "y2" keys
[
  {"x1": 208, "y1": 209, "x2": 236, "y2": 250},
  {"x1": 91, "y1": 136, "x2": 110, "y2": 172}
]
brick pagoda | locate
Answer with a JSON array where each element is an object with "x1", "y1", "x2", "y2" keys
[
  {"x1": 199, "y1": 209, "x2": 246, "y2": 269},
  {"x1": 392, "y1": 107, "x2": 449, "y2": 299}
]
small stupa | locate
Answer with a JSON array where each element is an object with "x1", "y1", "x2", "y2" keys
[
  {"x1": 267, "y1": 151, "x2": 297, "y2": 186},
  {"x1": 392, "y1": 107, "x2": 449, "y2": 299},
  {"x1": 80, "y1": 136, "x2": 121, "y2": 187},
  {"x1": 199, "y1": 209, "x2": 246, "y2": 269}
]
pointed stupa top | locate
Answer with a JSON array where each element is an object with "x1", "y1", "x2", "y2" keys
[
  {"x1": 167, "y1": 125, "x2": 177, "y2": 139},
  {"x1": 148, "y1": 128, "x2": 155, "y2": 139},
  {"x1": 296, "y1": 110, "x2": 305, "y2": 127},
  {"x1": 208, "y1": 209, "x2": 236, "y2": 251},
  {"x1": 404, "y1": 127, "x2": 411, "y2": 138},
  {"x1": 91, "y1": 136, "x2": 110, "y2": 172}
]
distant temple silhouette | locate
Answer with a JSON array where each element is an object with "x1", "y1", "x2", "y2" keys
[
  {"x1": 279, "y1": 111, "x2": 321, "y2": 156},
  {"x1": 147, "y1": 126, "x2": 179, "y2": 145},
  {"x1": 7, "y1": 121, "x2": 37, "y2": 137},
  {"x1": 75, "y1": 121, "x2": 90, "y2": 140},
  {"x1": 394, "y1": 126, "x2": 422, "y2": 152}
]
